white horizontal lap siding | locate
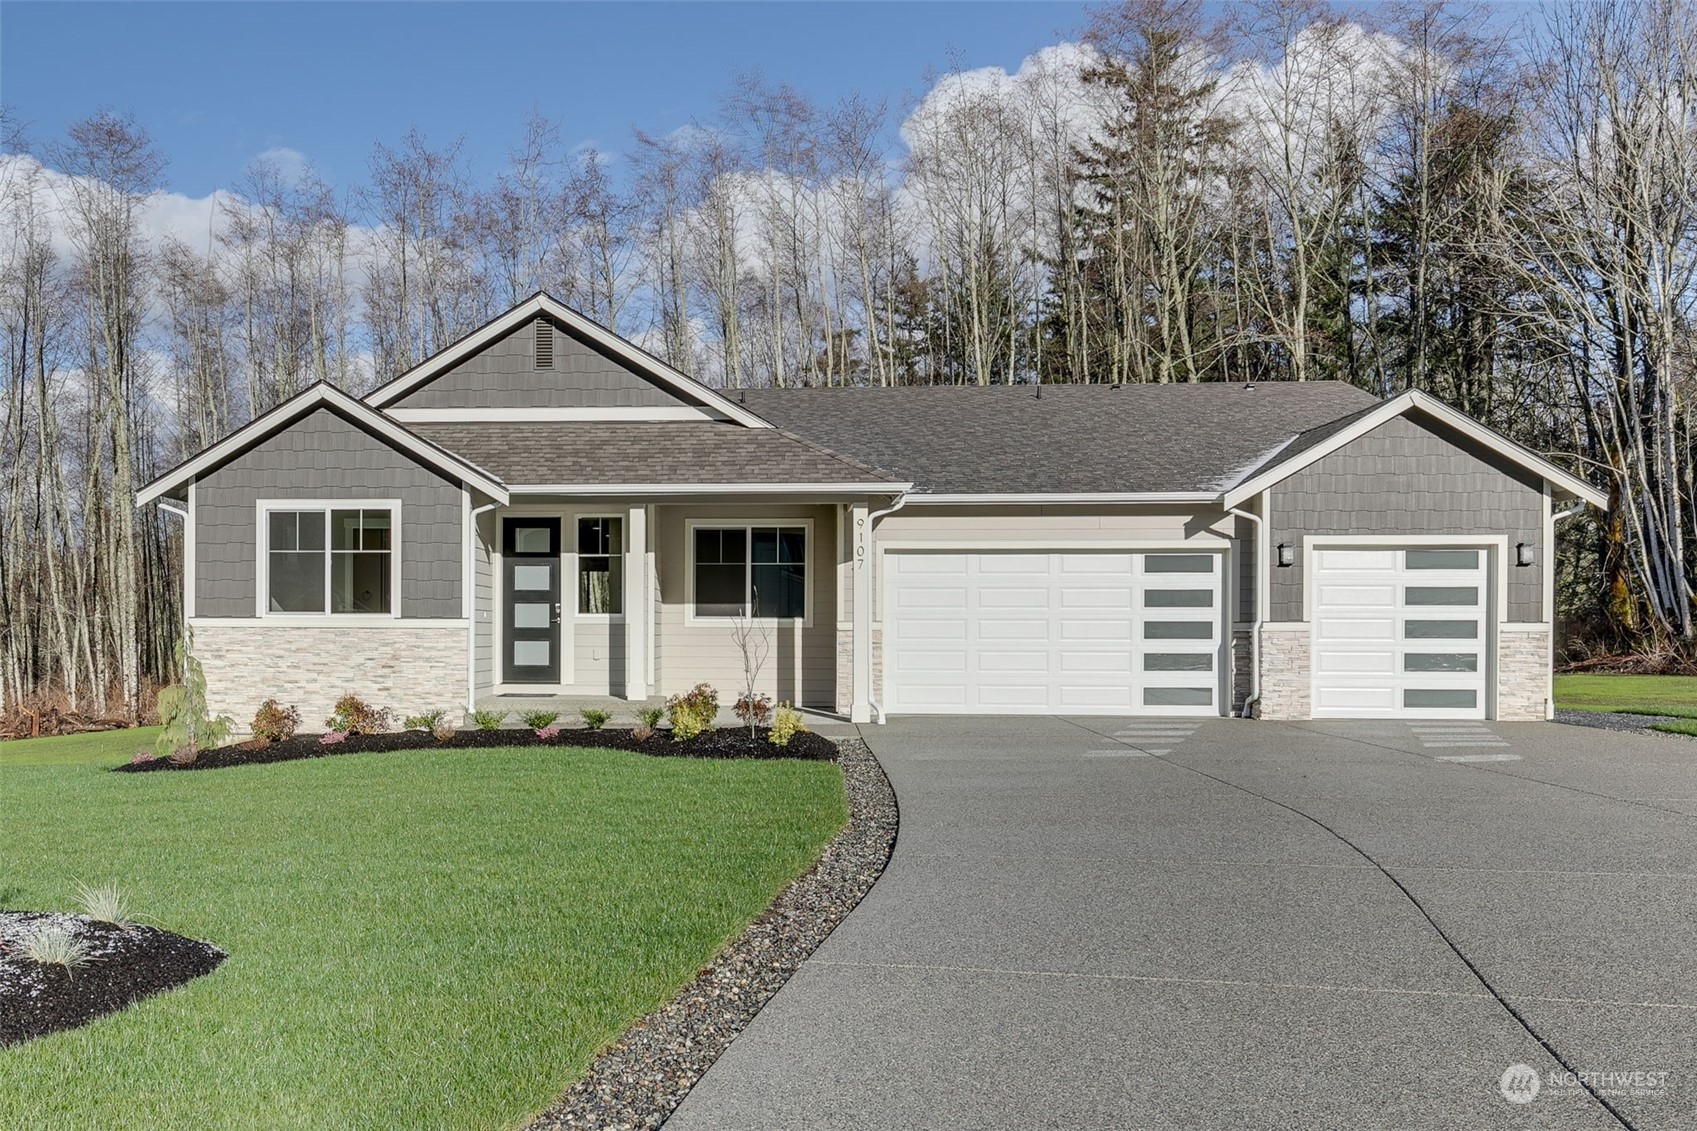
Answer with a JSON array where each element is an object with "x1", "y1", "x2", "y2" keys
[
  {"x1": 883, "y1": 549, "x2": 1222, "y2": 716},
  {"x1": 1310, "y1": 546, "x2": 1490, "y2": 719}
]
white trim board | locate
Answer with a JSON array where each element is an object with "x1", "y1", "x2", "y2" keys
[
  {"x1": 508, "y1": 482, "x2": 907, "y2": 497},
  {"x1": 253, "y1": 499, "x2": 405, "y2": 621},
  {"x1": 360, "y1": 293, "x2": 772, "y2": 429},
  {"x1": 137, "y1": 383, "x2": 510, "y2": 507},
  {"x1": 1221, "y1": 390, "x2": 1607, "y2": 510}
]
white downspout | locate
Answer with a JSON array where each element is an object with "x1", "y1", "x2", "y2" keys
[
  {"x1": 466, "y1": 500, "x2": 499, "y2": 714},
  {"x1": 1227, "y1": 502, "x2": 1266, "y2": 719},
  {"x1": 864, "y1": 493, "x2": 908, "y2": 725},
  {"x1": 1545, "y1": 500, "x2": 1586, "y2": 720}
]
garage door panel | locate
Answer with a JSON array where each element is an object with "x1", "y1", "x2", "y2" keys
[
  {"x1": 892, "y1": 649, "x2": 968, "y2": 674},
  {"x1": 1060, "y1": 587, "x2": 1134, "y2": 610},
  {"x1": 1315, "y1": 583, "x2": 1395, "y2": 608},
  {"x1": 977, "y1": 587, "x2": 1049, "y2": 609},
  {"x1": 1315, "y1": 685, "x2": 1399, "y2": 712},
  {"x1": 1059, "y1": 619, "x2": 1134, "y2": 643},
  {"x1": 1316, "y1": 616, "x2": 1395, "y2": 641},
  {"x1": 1059, "y1": 651, "x2": 1134, "y2": 675},
  {"x1": 893, "y1": 586, "x2": 966, "y2": 610},
  {"x1": 1314, "y1": 650, "x2": 1396, "y2": 675},
  {"x1": 977, "y1": 619, "x2": 1050, "y2": 642},
  {"x1": 884, "y1": 549, "x2": 1224, "y2": 716},
  {"x1": 1316, "y1": 549, "x2": 1397, "y2": 571},
  {"x1": 896, "y1": 553, "x2": 967, "y2": 575},
  {"x1": 979, "y1": 649, "x2": 1051, "y2": 673},
  {"x1": 978, "y1": 554, "x2": 1050, "y2": 574}
]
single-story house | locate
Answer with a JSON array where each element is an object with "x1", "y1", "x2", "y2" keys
[{"x1": 138, "y1": 293, "x2": 1606, "y2": 727}]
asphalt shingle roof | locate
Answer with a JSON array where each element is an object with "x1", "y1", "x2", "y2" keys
[
  {"x1": 737, "y1": 382, "x2": 1381, "y2": 494},
  {"x1": 406, "y1": 421, "x2": 900, "y2": 486}
]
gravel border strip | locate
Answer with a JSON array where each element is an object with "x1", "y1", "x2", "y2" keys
[
  {"x1": 526, "y1": 737, "x2": 897, "y2": 1131},
  {"x1": 1554, "y1": 708, "x2": 1690, "y2": 734}
]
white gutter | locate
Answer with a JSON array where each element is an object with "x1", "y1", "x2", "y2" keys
[
  {"x1": 155, "y1": 500, "x2": 188, "y2": 520},
  {"x1": 864, "y1": 492, "x2": 910, "y2": 724},
  {"x1": 902, "y1": 491, "x2": 1215, "y2": 506},
  {"x1": 508, "y1": 482, "x2": 909, "y2": 496},
  {"x1": 466, "y1": 500, "x2": 500, "y2": 713},
  {"x1": 1227, "y1": 502, "x2": 1267, "y2": 719}
]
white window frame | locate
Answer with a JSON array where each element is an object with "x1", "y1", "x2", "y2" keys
[
  {"x1": 685, "y1": 518, "x2": 813, "y2": 627},
  {"x1": 572, "y1": 513, "x2": 627, "y2": 622},
  {"x1": 255, "y1": 499, "x2": 404, "y2": 623}
]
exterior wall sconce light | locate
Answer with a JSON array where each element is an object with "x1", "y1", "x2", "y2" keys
[
  {"x1": 1276, "y1": 543, "x2": 1295, "y2": 567},
  {"x1": 1516, "y1": 542, "x2": 1535, "y2": 567}
]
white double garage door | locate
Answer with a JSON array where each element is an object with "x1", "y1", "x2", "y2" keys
[
  {"x1": 882, "y1": 544, "x2": 1494, "y2": 719},
  {"x1": 884, "y1": 550, "x2": 1223, "y2": 716}
]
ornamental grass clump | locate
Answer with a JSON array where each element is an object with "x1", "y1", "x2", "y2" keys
[
  {"x1": 665, "y1": 683, "x2": 719, "y2": 742},
  {"x1": 579, "y1": 708, "x2": 611, "y2": 730},
  {"x1": 20, "y1": 923, "x2": 94, "y2": 976},
  {"x1": 73, "y1": 882, "x2": 133, "y2": 927},
  {"x1": 472, "y1": 709, "x2": 506, "y2": 732}
]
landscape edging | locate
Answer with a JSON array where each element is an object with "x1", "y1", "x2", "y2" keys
[{"x1": 526, "y1": 736, "x2": 898, "y2": 1131}]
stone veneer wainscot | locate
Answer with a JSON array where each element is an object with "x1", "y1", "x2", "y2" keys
[{"x1": 191, "y1": 621, "x2": 469, "y2": 733}]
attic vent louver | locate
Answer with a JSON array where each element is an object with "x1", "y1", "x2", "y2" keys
[{"x1": 534, "y1": 319, "x2": 554, "y2": 370}]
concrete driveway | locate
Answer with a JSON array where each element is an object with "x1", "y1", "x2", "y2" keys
[{"x1": 667, "y1": 717, "x2": 1696, "y2": 1131}]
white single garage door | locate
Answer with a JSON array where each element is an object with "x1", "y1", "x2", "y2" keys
[
  {"x1": 883, "y1": 550, "x2": 1222, "y2": 716},
  {"x1": 1311, "y1": 547, "x2": 1490, "y2": 719}
]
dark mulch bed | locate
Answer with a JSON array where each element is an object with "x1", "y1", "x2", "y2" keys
[
  {"x1": 0, "y1": 912, "x2": 226, "y2": 1046},
  {"x1": 113, "y1": 724, "x2": 837, "y2": 773},
  {"x1": 528, "y1": 737, "x2": 898, "y2": 1131}
]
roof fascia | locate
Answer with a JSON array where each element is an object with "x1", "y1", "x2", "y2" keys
[
  {"x1": 137, "y1": 384, "x2": 510, "y2": 507},
  {"x1": 506, "y1": 482, "x2": 910, "y2": 496},
  {"x1": 1219, "y1": 391, "x2": 1608, "y2": 510}
]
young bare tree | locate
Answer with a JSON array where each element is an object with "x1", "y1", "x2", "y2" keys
[
  {"x1": 1505, "y1": 0, "x2": 1697, "y2": 645},
  {"x1": 50, "y1": 112, "x2": 167, "y2": 717}
]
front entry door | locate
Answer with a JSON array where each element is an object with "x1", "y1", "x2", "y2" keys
[{"x1": 504, "y1": 518, "x2": 561, "y2": 684}]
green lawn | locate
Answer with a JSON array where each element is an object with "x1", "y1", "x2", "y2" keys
[
  {"x1": 0, "y1": 726, "x2": 163, "y2": 767},
  {"x1": 1553, "y1": 673, "x2": 1697, "y2": 719},
  {"x1": 0, "y1": 745, "x2": 845, "y2": 1130}
]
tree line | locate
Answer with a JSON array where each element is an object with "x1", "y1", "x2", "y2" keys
[{"x1": 2, "y1": 0, "x2": 1693, "y2": 717}]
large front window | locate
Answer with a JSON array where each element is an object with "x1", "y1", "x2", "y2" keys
[
  {"x1": 264, "y1": 505, "x2": 394, "y2": 614},
  {"x1": 692, "y1": 525, "x2": 806, "y2": 619}
]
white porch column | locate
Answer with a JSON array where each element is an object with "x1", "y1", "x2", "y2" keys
[
  {"x1": 625, "y1": 503, "x2": 650, "y2": 701},
  {"x1": 851, "y1": 500, "x2": 873, "y2": 723}
]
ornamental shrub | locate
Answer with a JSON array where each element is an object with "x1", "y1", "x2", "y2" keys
[
  {"x1": 636, "y1": 706, "x2": 664, "y2": 729},
  {"x1": 404, "y1": 708, "x2": 448, "y2": 732},
  {"x1": 251, "y1": 699, "x2": 300, "y2": 744},
  {"x1": 579, "y1": 708, "x2": 611, "y2": 730},
  {"x1": 769, "y1": 701, "x2": 808, "y2": 748},
  {"x1": 666, "y1": 683, "x2": 719, "y2": 742},
  {"x1": 734, "y1": 692, "x2": 774, "y2": 730},
  {"x1": 325, "y1": 694, "x2": 392, "y2": 736},
  {"x1": 155, "y1": 628, "x2": 234, "y2": 759},
  {"x1": 522, "y1": 710, "x2": 560, "y2": 729},
  {"x1": 472, "y1": 708, "x2": 506, "y2": 732}
]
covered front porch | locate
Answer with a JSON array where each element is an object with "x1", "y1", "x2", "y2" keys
[{"x1": 466, "y1": 492, "x2": 890, "y2": 723}]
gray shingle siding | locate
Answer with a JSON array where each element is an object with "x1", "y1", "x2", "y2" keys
[
  {"x1": 389, "y1": 317, "x2": 692, "y2": 410},
  {"x1": 195, "y1": 408, "x2": 463, "y2": 618},
  {"x1": 1267, "y1": 414, "x2": 1544, "y2": 622}
]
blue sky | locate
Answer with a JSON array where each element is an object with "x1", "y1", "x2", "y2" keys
[{"x1": 2, "y1": 1, "x2": 1089, "y2": 194}]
